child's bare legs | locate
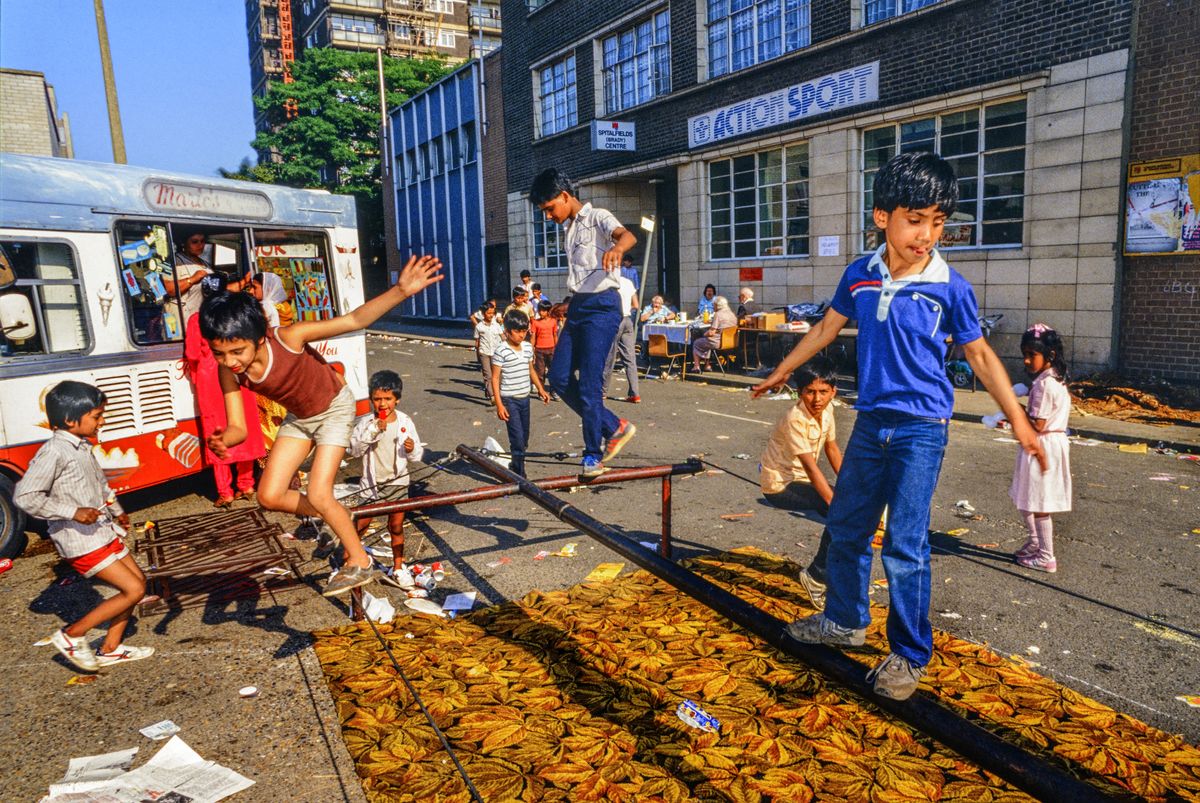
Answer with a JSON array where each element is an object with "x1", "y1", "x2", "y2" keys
[
  {"x1": 65, "y1": 553, "x2": 146, "y2": 652},
  {"x1": 257, "y1": 437, "x2": 370, "y2": 569}
]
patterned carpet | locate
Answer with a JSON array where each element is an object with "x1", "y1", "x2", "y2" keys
[{"x1": 314, "y1": 547, "x2": 1200, "y2": 802}]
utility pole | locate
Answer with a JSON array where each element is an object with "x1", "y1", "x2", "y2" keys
[{"x1": 93, "y1": 0, "x2": 126, "y2": 163}]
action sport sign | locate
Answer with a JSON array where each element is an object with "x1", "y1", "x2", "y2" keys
[{"x1": 688, "y1": 61, "x2": 880, "y2": 149}]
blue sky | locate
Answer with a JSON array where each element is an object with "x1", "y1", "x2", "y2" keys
[{"x1": 0, "y1": 0, "x2": 257, "y2": 176}]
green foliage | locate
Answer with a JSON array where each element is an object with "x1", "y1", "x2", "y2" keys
[{"x1": 237, "y1": 48, "x2": 450, "y2": 197}]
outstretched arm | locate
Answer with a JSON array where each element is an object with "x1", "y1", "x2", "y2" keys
[
  {"x1": 279, "y1": 254, "x2": 442, "y2": 350},
  {"x1": 751, "y1": 308, "x2": 848, "y2": 397},
  {"x1": 963, "y1": 338, "x2": 1047, "y2": 470}
]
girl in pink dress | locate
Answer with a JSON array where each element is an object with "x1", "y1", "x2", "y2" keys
[{"x1": 1010, "y1": 324, "x2": 1072, "y2": 573}]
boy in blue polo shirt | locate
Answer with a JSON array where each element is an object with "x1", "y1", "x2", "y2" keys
[{"x1": 753, "y1": 152, "x2": 1045, "y2": 700}]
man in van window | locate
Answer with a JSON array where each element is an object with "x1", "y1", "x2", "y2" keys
[{"x1": 166, "y1": 232, "x2": 213, "y2": 324}]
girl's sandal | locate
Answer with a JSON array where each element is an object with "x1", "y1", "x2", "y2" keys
[
  {"x1": 234, "y1": 489, "x2": 255, "y2": 502},
  {"x1": 214, "y1": 496, "x2": 234, "y2": 508}
]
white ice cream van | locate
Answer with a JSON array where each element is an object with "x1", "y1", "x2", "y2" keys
[{"x1": 0, "y1": 154, "x2": 370, "y2": 558}]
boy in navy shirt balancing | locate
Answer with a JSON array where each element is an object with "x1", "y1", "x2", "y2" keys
[{"x1": 753, "y1": 152, "x2": 1045, "y2": 700}]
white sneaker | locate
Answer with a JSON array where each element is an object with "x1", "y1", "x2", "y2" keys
[
  {"x1": 377, "y1": 564, "x2": 416, "y2": 590},
  {"x1": 51, "y1": 628, "x2": 98, "y2": 672},
  {"x1": 95, "y1": 644, "x2": 155, "y2": 666}
]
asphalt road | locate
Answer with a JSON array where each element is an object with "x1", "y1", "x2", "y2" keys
[{"x1": 4, "y1": 333, "x2": 1197, "y2": 801}]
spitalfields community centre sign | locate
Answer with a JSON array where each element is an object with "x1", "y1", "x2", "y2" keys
[{"x1": 687, "y1": 61, "x2": 880, "y2": 149}]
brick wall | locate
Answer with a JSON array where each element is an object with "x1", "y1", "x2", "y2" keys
[
  {"x1": 482, "y1": 51, "x2": 508, "y2": 245},
  {"x1": 1117, "y1": 0, "x2": 1200, "y2": 384},
  {"x1": 502, "y1": 0, "x2": 1131, "y2": 194},
  {"x1": 0, "y1": 70, "x2": 57, "y2": 157}
]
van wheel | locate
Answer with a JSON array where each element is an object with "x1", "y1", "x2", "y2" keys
[{"x1": 0, "y1": 475, "x2": 29, "y2": 560}]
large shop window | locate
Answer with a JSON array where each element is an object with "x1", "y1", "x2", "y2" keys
[
  {"x1": 862, "y1": 99, "x2": 1027, "y2": 251},
  {"x1": 864, "y1": 0, "x2": 941, "y2": 26},
  {"x1": 532, "y1": 212, "x2": 568, "y2": 271},
  {"x1": 601, "y1": 10, "x2": 671, "y2": 114},
  {"x1": 710, "y1": 144, "x2": 810, "y2": 259},
  {"x1": 537, "y1": 54, "x2": 578, "y2": 137},
  {"x1": 707, "y1": 0, "x2": 811, "y2": 79},
  {"x1": 0, "y1": 240, "x2": 89, "y2": 359},
  {"x1": 252, "y1": 230, "x2": 336, "y2": 323}
]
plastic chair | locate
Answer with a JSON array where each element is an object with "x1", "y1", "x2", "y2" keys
[
  {"x1": 712, "y1": 327, "x2": 739, "y2": 375},
  {"x1": 646, "y1": 333, "x2": 686, "y2": 380}
]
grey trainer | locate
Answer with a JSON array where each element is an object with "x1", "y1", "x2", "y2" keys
[
  {"x1": 797, "y1": 568, "x2": 826, "y2": 611},
  {"x1": 322, "y1": 562, "x2": 379, "y2": 597},
  {"x1": 866, "y1": 653, "x2": 925, "y2": 701},
  {"x1": 785, "y1": 612, "x2": 866, "y2": 647}
]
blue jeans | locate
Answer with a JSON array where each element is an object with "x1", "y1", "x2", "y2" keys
[
  {"x1": 823, "y1": 409, "x2": 949, "y2": 667},
  {"x1": 548, "y1": 290, "x2": 622, "y2": 461},
  {"x1": 501, "y1": 395, "x2": 530, "y2": 476}
]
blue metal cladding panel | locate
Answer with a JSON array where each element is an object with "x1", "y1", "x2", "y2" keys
[{"x1": 390, "y1": 62, "x2": 483, "y2": 321}]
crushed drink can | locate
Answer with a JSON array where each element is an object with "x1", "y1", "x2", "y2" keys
[
  {"x1": 414, "y1": 569, "x2": 437, "y2": 591},
  {"x1": 676, "y1": 700, "x2": 720, "y2": 733}
]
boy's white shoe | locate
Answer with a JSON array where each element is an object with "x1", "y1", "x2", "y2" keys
[
  {"x1": 51, "y1": 628, "x2": 99, "y2": 672},
  {"x1": 95, "y1": 644, "x2": 156, "y2": 667}
]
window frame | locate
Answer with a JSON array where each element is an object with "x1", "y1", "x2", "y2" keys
[
  {"x1": 535, "y1": 53, "x2": 578, "y2": 138},
  {"x1": 531, "y1": 209, "x2": 568, "y2": 272},
  {"x1": 601, "y1": 9, "x2": 672, "y2": 115},
  {"x1": 0, "y1": 236, "x2": 93, "y2": 362},
  {"x1": 860, "y1": 97, "x2": 1028, "y2": 253},
  {"x1": 248, "y1": 226, "x2": 341, "y2": 323},
  {"x1": 706, "y1": 0, "x2": 812, "y2": 80},
  {"x1": 863, "y1": 0, "x2": 942, "y2": 26},
  {"x1": 708, "y1": 142, "x2": 811, "y2": 260}
]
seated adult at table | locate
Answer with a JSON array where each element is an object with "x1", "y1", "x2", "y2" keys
[
  {"x1": 640, "y1": 294, "x2": 677, "y2": 324},
  {"x1": 698, "y1": 284, "x2": 717, "y2": 318},
  {"x1": 692, "y1": 296, "x2": 737, "y2": 372},
  {"x1": 736, "y1": 287, "x2": 759, "y2": 320}
]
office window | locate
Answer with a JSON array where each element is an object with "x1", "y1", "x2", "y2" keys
[
  {"x1": 861, "y1": 99, "x2": 1027, "y2": 251},
  {"x1": 537, "y1": 54, "x2": 577, "y2": 136},
  {"x1": 709, "y1": 143, "x2": 809, "y2": 259},
  {"x1": 532, "y1": 212, "x2": 568, "y2": 270},
  {"x1": 601, "y1": 10, "x2": 671, "y2": 114},
  {"x1": 707, "y1": 0, "x2": 810, "y2": 79},
  {"x1": 446, "y1": 129, "x2": 461, "y2": 170},
  {"x1": 864, "y1": 0, "x2": 941, "y2": 25},
  {"x1": 462, "y1": 124, "x2": 477, "y2": 163}
]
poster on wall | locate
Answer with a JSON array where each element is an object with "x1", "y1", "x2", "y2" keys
[{"x1": 1124, "y1": 154, "x2": 1200, "y2": 255}]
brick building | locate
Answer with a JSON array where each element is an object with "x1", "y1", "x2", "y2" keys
[
  {"x1": 245, "y1": 0, "x2": 502, "y2": 143},
  {"x1": 0, "y1": 68, "x2": 73, "y2": 159},
  {"x1": 501, "y1": 0, "x2": 1135, "y2": 376},
  {"x1": 1117, "y1": 0, "x2": 1200, "y2": 384}
]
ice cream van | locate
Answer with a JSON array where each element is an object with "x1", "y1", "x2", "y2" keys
[{"x1": 0, "y1": 155, "x2": 372, "y2": 558}]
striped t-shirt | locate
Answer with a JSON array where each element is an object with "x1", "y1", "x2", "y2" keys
[{"x1": 493, "y1": 340, "x2": 533, "y2": 398}]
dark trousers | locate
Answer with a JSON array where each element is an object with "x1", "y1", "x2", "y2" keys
[
  {"x1": 764, "y1": 482, "x2": 832, "y2": 583},
  {"x1": 501, "y1": 395, "x2": 530, "y2": 476},
  {"x1": 534, "y1": 347, "x2": 555, "y2": 386},
  {"x1": 548, "y1": 290, "x2": 622, "y2": 461}
]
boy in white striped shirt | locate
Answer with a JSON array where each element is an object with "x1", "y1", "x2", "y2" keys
[
  {"x1": 491, "y1": 309, "x2": 550, "y2": 476},
  {"x1": 15, "y1": 381, "x2": 154, "y2": 672}
]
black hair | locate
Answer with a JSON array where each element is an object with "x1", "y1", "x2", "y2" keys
[
  {"x1": 621, "y1": 254, "x2": 634, "y2": 264},
  {"x1": 704, "y1": 283, "x2": 716, "y2": 297},
  {"x1": 199, "y1": 273, "x2": 227, "y2": 299},
  {"x1": 538, "y1": 300, "x2": 552, "y2": 312},
  {"x1": 199, "y1": 290, "x2": 268, "y2": 342},
  {"x1": 531, "y1": 282, "x2": 542, "y2": 291},
  {"x1": 369, "y1": 369, "x2": 403, "y2": 397},
  {"x1": 478, "y1": 302, "x2": 493, "y2": 315},
  {"x1": 520, "y1": 270, "x2": 532, "y2": 280},
  {"x1": 503, "y1": 308, "x2": 530, "y2": 332},
  {"x1": 528, "y1": 168, "x2": 575, "y2": 206},
  {"x1": 46, "y1": 380, "x2": 106, "y2": 429},
  {"x1": 1020, "y1": 324, "x2": 1069, "y2": 382},
  {"x1": 513, "y1": 285, "x2": 528, "y2": 298},
  {"x1": 872, "y1": 151, "x2": 959, "y2": 216},
  {"x1": 792, "y1": 356, "x2": 838, "y2": 392}
]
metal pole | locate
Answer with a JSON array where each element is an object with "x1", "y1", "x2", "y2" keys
[
  {"x1": 376, "y1": 48, "x2": 388, "y2": 178},
  {"x1": 455, "y1": 445, "x2": 1118, "y2": 803},
  {"x1": 351, "y1": 460, "x2": 702, "y2": 519},
  {"x1": 93, "y1": 0, "x2": 126, "y2": 163},
  {"x1": 660, "y1": 474, "x2": 672, "y2": 559}
]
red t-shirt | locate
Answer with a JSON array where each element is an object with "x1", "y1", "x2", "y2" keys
[{"x1": 530, "y1": 316, "x2": 558, "y2": 350}]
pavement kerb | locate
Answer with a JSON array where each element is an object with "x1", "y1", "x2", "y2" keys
[{"x1": 366, "y1": 328, "x2": 1200, "y2": 456}]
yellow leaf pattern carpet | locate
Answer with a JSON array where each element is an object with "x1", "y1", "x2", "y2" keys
[{"x1": 314, "y1": 548, "x2": 1200, "y2": 801}]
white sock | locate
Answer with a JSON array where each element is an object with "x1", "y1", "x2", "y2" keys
[
  {"x1": 1034, "y1": 515, "x2": 1055, "y2": 560},
  {"x1": 1020, "y1": 511, "x2": 1039, "y2": 552}
]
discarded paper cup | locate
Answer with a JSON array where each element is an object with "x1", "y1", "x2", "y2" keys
[
  {"x1": 429, "y1": 561, "x2": 446, "y2": 582},
  {"x1": 238, "y1": 686, "x2": 259, "y2": 698}
]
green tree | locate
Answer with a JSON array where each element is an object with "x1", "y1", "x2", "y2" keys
[{"x1": 221, "y1": 48, "x2": 450, "y2": 285}]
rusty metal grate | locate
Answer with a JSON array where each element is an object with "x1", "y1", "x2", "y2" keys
[{"x1": 134, "y1": 508, "x2": 306, "y2": 614}]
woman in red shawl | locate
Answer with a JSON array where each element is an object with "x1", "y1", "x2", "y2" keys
[{"x1": 184, "y1": 275, "x2": 265, "y2": 506}]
